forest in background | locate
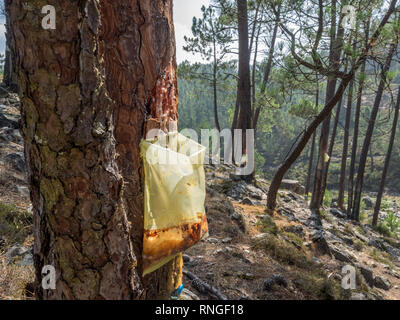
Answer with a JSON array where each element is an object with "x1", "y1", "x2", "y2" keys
[
  {"x1": 177, "y1": 0, "x2": 400, "y2": 233},
  {"x1": 178, "y1": 61, "x2": 400, "y2": 194}
]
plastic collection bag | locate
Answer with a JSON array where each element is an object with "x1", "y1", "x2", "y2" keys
[{"x1": 140, "y1": 132, "x2": 208, "y2": 276}]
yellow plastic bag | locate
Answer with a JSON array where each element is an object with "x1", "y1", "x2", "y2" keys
[{"x1": 140, "y1": 132, "x2": 208, "y2": 276}]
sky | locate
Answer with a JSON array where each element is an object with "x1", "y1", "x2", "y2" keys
[
  {"x1": 0, "y1": 1, "x2": 210, "y2": 62},
  {"x1": 173, "y1": 0, "x2": 211, "y2": 63}
]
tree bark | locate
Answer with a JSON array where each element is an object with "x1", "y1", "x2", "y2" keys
[
  {"x1": 310, "y1": 0, "x2": 344, "y2": 210},
  {"x1": 267, "y1": 76, "x2": 352, "y2": 212},
  {"x1": 305, "y1": 83, "x2": 320, "y2": 198},
  {"x1": 253, "y1": 2, "x2": 281, "y2": 130},
  {"x1": 213, "y1": 46, "x2": 221, "y2": 132},
  {"x1": 236, "y1": 0, "x2": 253, "y2": 180},
  {"x1": 9, "y1": 0, "x2": 182, "y2": 300},
  {"x1": 372, "y1": 87, "x2": 400, "y2": 226},
  {"x1": 321, "y1": 94, "x2": 344, "y2": 198},
  {"x1": 348, "y1": 18, "x2": 370, "y2": 217},
  {"x1": 352, "y1": 43, "x2": 396, "y2": 221},
  {"x1": 3, "y1": 0, "x2": 17, "y2": 89},
  {"x1": 338, "y1": 79, "x2": 354, "y2": 210}
]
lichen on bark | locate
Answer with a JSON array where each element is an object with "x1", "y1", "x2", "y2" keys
[{"x1": 9, "y1": 0, "x2": 182, "y2": 300}]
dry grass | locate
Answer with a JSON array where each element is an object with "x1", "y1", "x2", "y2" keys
[{"x1": 0, "y1": 253, "x2": 34, "y2": 300}]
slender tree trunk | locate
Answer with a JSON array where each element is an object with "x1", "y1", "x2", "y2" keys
[
  {"x1": 348, "y1": 18, "x2": 370, "y2": 217},
  {"x1": 352, "y1": 43, "x2": 396, "y2": 221},
  {"x1": 321, "y1": 94, "x2": 344, "y2": 198},
  {"x1": 213, "y1": 48, "x2": 221, "y2": 131},
  {"x1": 369, "y1": 144, "x2": 375, "y2": 172},
  {"x1": 305, "y1": 131, "x2": 317, "y2": 199},
  {"x1": 10, "y1": 0, "x2": 182, "y2": 300},
  {"x1": 266, "y1": 0, "x2": 397, "y2": 213},
  {"x1": 237, "y1": 0, "x2": 253, "y2": 180},
  {"x1": 253, "y1": 2, "x2": 281, "y2": 130},
  {"x1": 338, "y1": 79, "x2": 354, "y2": 210},
  {"x1": 305, "y1": 83, "x2": 320, "y2": 198},
  {"x1": 373, "y1": 87, "x2": 400, "y2": 226},
  {"x1": 3, "y1": 0, "x2": 16, "y2": 89},
  {"x1": 311, "y1": 0, "x2": 343, "y2": 210},
  {"x1": 267, "y1": 76, "x2": 353, "y2": 212}
]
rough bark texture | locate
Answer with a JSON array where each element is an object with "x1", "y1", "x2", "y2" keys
[
  {"x1": 9, "y1": 0, "x2": 181, "y2": 300},
  {"x1": 372, "y1": 87, "x2": 400, "y2": 226},
  {"x1": 352, "y1": 43, "x2": 396, "y2": 221}
]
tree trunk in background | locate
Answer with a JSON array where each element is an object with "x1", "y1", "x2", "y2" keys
[
  {"x1": 3, "y1": 0, "x2": 17, "y2": 89},
  {"x1": 338, "y1": 79, "x2": 354, "y2": 210},
  {"x1": 305, "y1": 131, "x2": 317, "y2": 198},
  {"x1": 9, "y1": 0, "x2": 182, "y2": 300},
  {"x1": 373, "y1": 87, "x2": 400, "y2": 226},
  {"x1": 311, "y1": 0, "x2": 343, "y2": 210},
  {"x1": 253, "y1": 2, "x2": 281, "y2": 130},
  {"x1": 352, "y1": 43, "x2": 396, "y2": 221},
  {"x1": 348, "y1": 18, "x2": 370, "y2": 217},
  {"x1": 305, "y1": 83, "x2": 320, "y2": 198},
  {"x1": 267, "y1": 76, "x2": 352, "y2": 212},
  {"x1": 320, "y1": 94, "x2": 344, "y2": 198},
  {"x1": 236, "y1": 0, "x2": 253, "y2": 180},
  {"x1": 213, "y1": 50, "x2": 221, "y2": 132}
]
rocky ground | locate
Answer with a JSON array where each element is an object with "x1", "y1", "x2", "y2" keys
[{"x1": 0, "y1": 91, "x2": 399, "y2": 300}]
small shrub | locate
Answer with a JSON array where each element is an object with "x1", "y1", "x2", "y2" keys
[
  {"x1": 375, "y1": 222, "x2": 393, "y2": 238},
  {"x1": 291, "y1": 270, "x2": 350, "y2": 300},
  {"x1": 385, "y1": 212, "x2": 400, "y2": 233},
  {"x1": 323, "y1": 190, "x2": 332, "y2": 208},
  {"x1": 252, "y1": 233, "x2": 314, "y2": 270},
  {"x1": 0, "y1": 203, "x2": 32, "y2": 245}
]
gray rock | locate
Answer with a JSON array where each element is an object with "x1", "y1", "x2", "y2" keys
[
  {"x1": 6, "y1": 245, "x2": 29, "y2": 259},
  {"x1": 17, "y1": 186, "x2": 30, "y2": 198},
  {"x1": 180, "y1": 288, "x2": 200, "y2": 300},
  {"x1": 263, "y1": 274, "x2": 288, "y2": 291},
  {"x1": 5, "y1": 152, "x2": 25, "y2": 172},
  {"x1": 284, "y1": 225, "x2": 305, "y2": 237},
  {"x1": 330, "y1": 246, "x2": 354, "y2": 263},
  {"x1": 362, "y1": 196, "x2": 375, "y2": 209},
  {"x1": 207, "y1": 238, "x2": 219, "y2": 244},
  {"x1": 222, "y1": 237, "x2": 232, "y2": 243},
  {"x1": 280, "y1": 180, "x2": 305, "y2": 195},
  {"x1": 231, "y1": 212, "x2": 242, "y2": 221},
  {"x1": 183, "y1": 254, "x2": 197, "y2": 267},
  {"x1": 358, "y1": 265, "x2": 374, "y2": 287},
  {"x1": 350, "y1": 292, "x2": 368, "y2": 300},
  {"x1": 18, "y1": 253, "x2": 34, "y2": 267},
  {"x1": 241, "y1": 197, "x2": 255, "y2": 205},
  {"x1": 0, "y1": 113, "x2": 19, "y2": 129},
  {"x1": 312, "y1": 231, "x2": 331, "y2": 256},
  {"x1": 374, "y1": 276, "x2": 391, "y2": 291},
  {"x1": 330, "y1": 208, "x2": 347, "y2": 219}
]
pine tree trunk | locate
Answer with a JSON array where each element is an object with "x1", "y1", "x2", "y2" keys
[
  {"x1": 310, "y1": 0, "x2": 343, "y2": 210},
  {"x1": 236, "y1": 0, "x2": 253, "y2": 180},
  {"x1": 9, "y1": 0, "x2": 182, "y2": 300},
  {"x1": 305, "y1": 83, "x2": 320, "y2": 198},
  {"x1": 338, "y1": 79, "x2": 354, "y2": 210},
  {"x1": 320, "y1": 94, "x2": 344, "y2": 199},
  {"x1": 352, "y1": 43, "x2": 396, "y2": 221},
  {"x1": 348, "y1": 18, "x2": 370, "y2": 217},
  {"x1": 3, "y1": 0, "x2": 17, "y2": 89},
  {"x1": 372, "y1": 87, "x2": 400, "y2": 226}
]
